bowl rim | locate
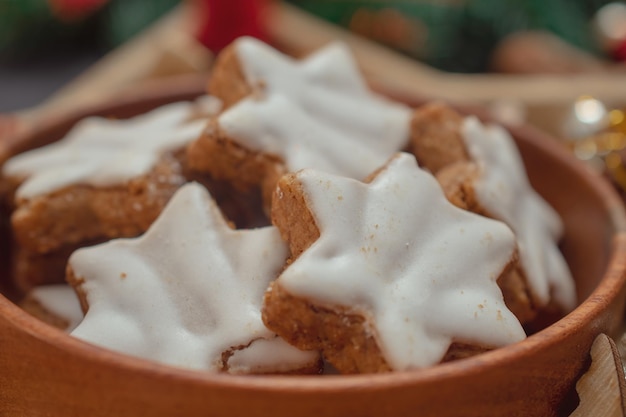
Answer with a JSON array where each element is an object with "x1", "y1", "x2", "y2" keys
[{"x1": 1, "y1": 77, "x2": 626, "y2": 392}]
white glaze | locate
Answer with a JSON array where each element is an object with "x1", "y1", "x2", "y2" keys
[
  {"x1": 461, "y1": 116, "x2": 576, "y2": 311},
  {"x1": 219, "y1": 94, "x2": 392, "y2": 179},
  {"x1": 278, "y1": 153, "x2": 526, "y2": 370},
  {"x1": 231, "y1": 37, "x2": 411, "y2": 157},
  {"x1": 4, "y1": 96, "x2": 222, "y2": 200},
  {"x1": 29, "y1": 284, "x2": 83, "y2": 332},
  {"x1": 69, "y1": 183, "x2": 317, "y2": 372},
  {"x1": 227, "y1": 337, "x2": 317, "y2": 374}
]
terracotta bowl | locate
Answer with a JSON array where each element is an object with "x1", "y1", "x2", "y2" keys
[{"x1": 1, "y1": 76, "x2": 626, "y2": 417}]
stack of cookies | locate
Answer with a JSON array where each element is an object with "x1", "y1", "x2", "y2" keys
[
  {"x1": 1, "y1": 38, "x2": 575, "y2": 375},
  {"x1": 1, "y1": 97, "x2": 221, "y2": 290}
]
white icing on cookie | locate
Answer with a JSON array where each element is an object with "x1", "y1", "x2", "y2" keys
[
  {"x1": 69, "y1": 182, "x2": 317, "y2": 372},
  {"x1": 227, "y1": 337, "x2": 317, "y2": 374},
  {"x1": 219, "y1": 94, "x2": 392, "y2": 179},
  {"x1": 278, "y1": 153, "x2": 526, "y2": 370},
  {"x1": 460, "y1": 116, "x2": 576, "y2": 311},
  {"x1": 233, "y1": 37, "x2": 411, "y2": 155},
  {"x1": 29, "y1": 284, "x2": 83, "y2": 332},
  {"x1": 4, "y1": 96, "x2": 222, "y2": 200}
]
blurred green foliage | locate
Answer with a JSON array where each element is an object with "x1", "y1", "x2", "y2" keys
[{"x1": 288, "y1": 0, "x2": 619, "y2": 72}]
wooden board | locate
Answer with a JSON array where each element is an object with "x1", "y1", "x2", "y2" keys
[{"x1": 571, "y1": 334, "x2": 626, "y2": 417}]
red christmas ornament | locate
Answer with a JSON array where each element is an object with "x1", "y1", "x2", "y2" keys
[
  {"x1": 195, "y1": 0, "x2": 270, "y2": 53},
  {"x1": 47, "y1": 0, "x2": 109, "y2": 21},
  {"x1": 613, "y1": 39, "x2": 626, "y2": 61}
]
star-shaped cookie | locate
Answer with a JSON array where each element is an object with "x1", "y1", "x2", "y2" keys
[
  {"x1": 211, "y1": 36, "x2": 411, "y2": 154},
  {"x1": 67, "y1": 182, "x2": 318, "y2": 373},
  {"x1": 189, "y1": 39, "x2": 412, "y2": 207},
  {"x1": 460, "y1": 116, "x2": 576, "y2": 311},
  {"x1": 4, "y1": 97, "x2": 221, "y2": 200},
  {"x1": 264, "y1": 153, "x2": 526, "y2": 372}
]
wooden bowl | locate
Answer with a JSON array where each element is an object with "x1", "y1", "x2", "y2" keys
[{"x1": 1, "y1": 76, "x2": 626, "y2": 417}]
